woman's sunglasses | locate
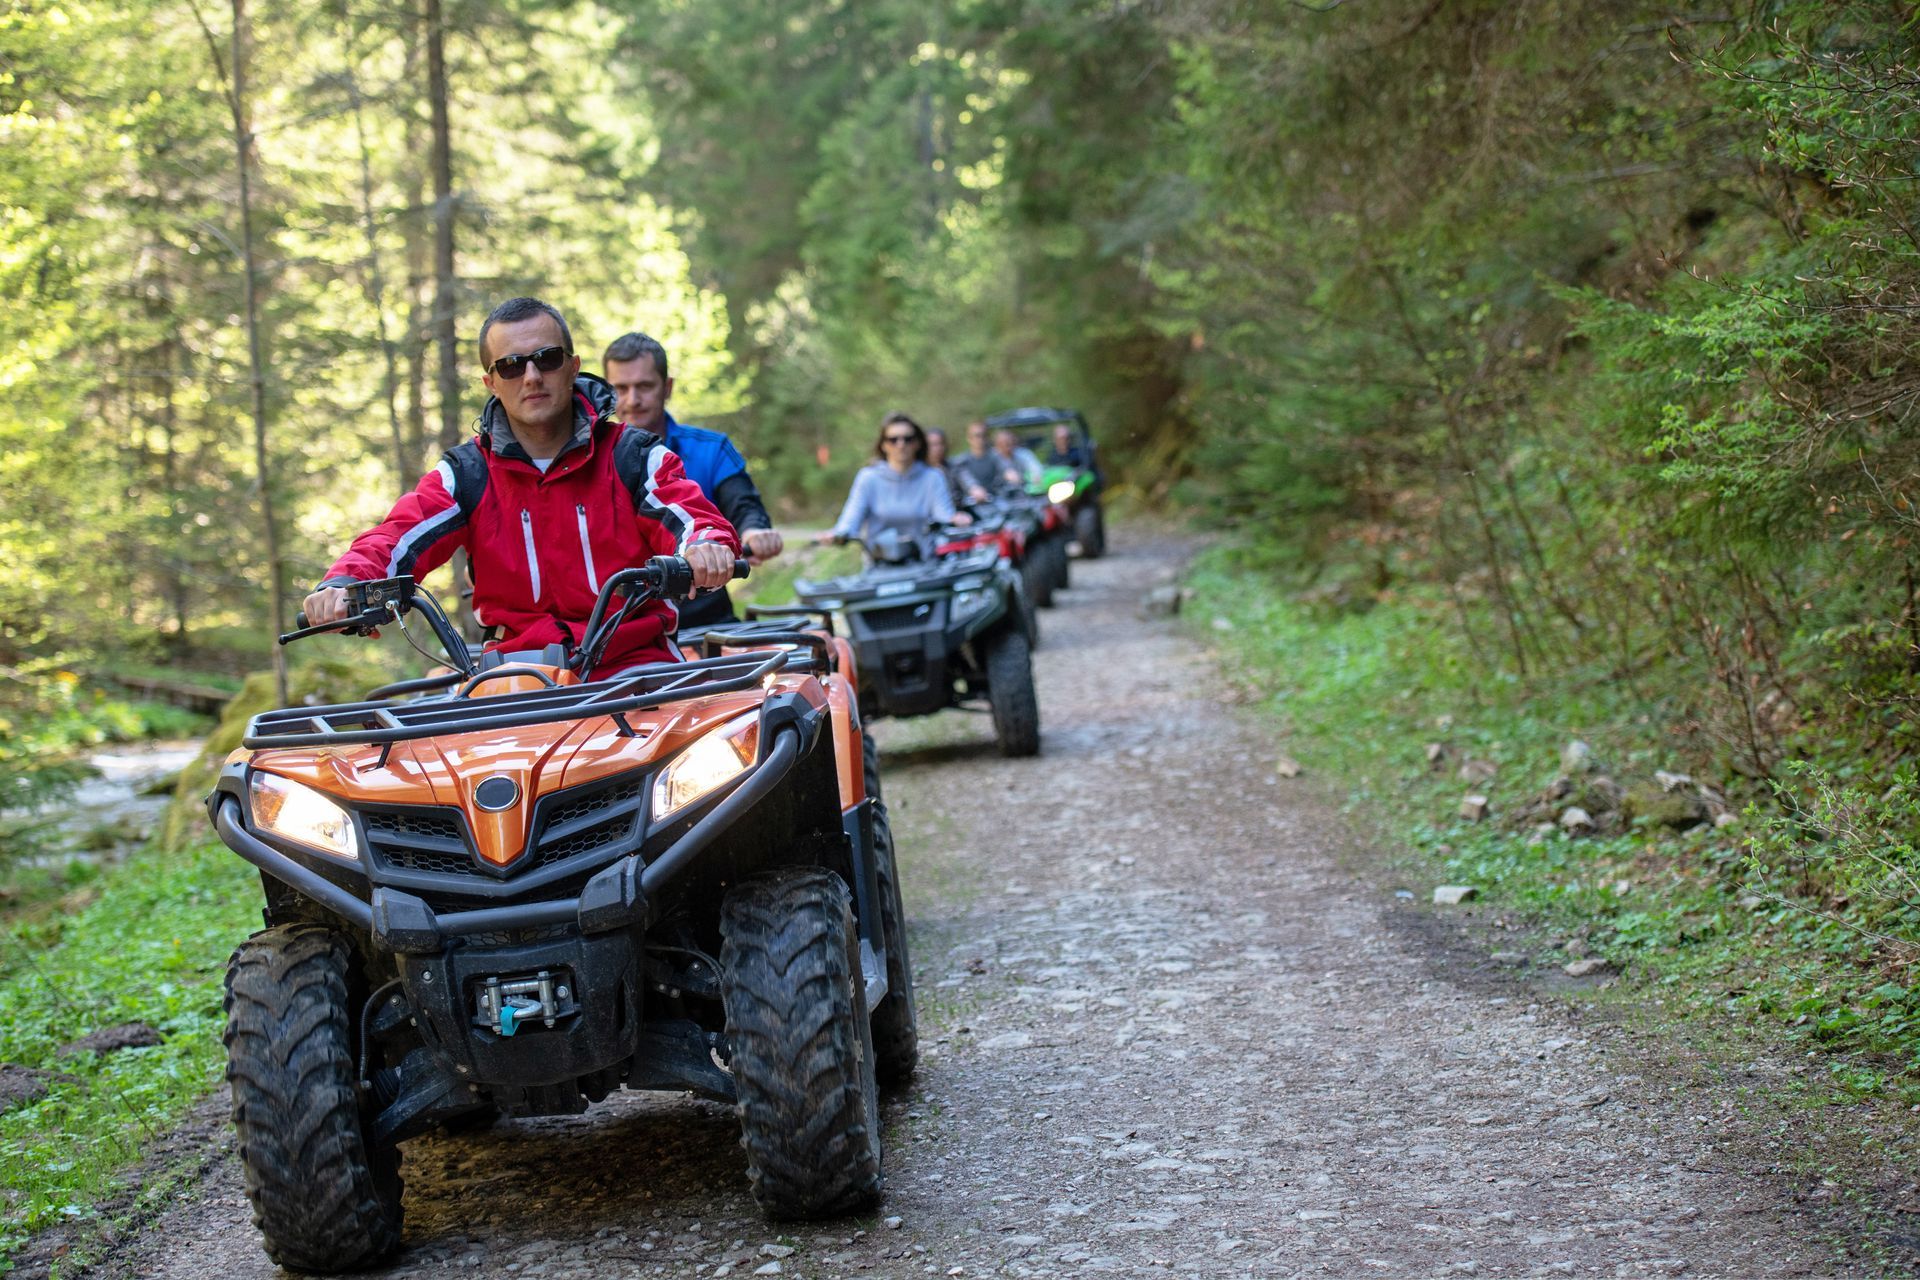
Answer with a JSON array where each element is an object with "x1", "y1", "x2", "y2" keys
[
  {"x1": 883, "y1": 433, "x2": 917, "y2": 445},
  {"x1": 487, "y1": 345, "x2": 569, "y2": 380}
]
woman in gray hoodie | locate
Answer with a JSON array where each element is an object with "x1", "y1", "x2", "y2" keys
[{"x1": 822, "y1": 413, "x2": 971, "y2": 548}]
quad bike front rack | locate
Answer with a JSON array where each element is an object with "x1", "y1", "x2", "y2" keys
[{"x1": 243, "y1": 648, "x2": 787, "y2": 749}]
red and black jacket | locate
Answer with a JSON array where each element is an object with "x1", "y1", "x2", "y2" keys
[{"x1": 320, "y1": 375, "x2": 739, "y2": 675}]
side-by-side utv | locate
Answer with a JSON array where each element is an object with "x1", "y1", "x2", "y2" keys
[
  {"x1": 209, "y1": 560, "x2": 915, "y2": 1272},
  {"x1": 983, "y1": 405, "x2": 1106, "y2": 558}
]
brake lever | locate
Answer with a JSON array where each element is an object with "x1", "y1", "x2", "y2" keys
[{"x1": 278, "y1": 607, "x2": 387, "y2": 645}]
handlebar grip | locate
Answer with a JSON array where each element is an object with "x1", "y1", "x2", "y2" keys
[
  {"x1": 295, "y1": 611, "x2": 310, "y2": 629},
  {"x1": 733, "y1": 558, "x2": 751, "y2": 580}
]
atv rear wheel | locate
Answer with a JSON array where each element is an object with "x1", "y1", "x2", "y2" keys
[
  {"x1": 1022, "y1": 555, "x2": 1054, "y2": 610},
  {"x1": 1074, "y1": 504, "x2": 1105, "y2": 558},
  {"x1": 985, "y1": 627, "x2": 1041, "y2": 757},
  {"x1": 1045, "y1": 533, "x2": 1071, "y2": 594},
  {"x1": 868, "y1": 796, "x2": 919, "y2": 1086},
  {"x1": 720, "y1": 868, "x2": 883, "y2": 1218},
  {"x1": 1018, "y1": 581, "x2": 1042, "y2": 648},
  {"x1": 224, "y1": 925, "x2": 402, "y2": 1273}
]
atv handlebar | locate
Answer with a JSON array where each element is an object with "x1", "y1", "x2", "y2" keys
[
  {"x1": 280, "y1": 577, "x2": 473, "y2": 674},
  {"x1": 571, "y1": 556, "x2": 751, "y2": 678},
  {"x1": 280, "y1": 555, "x2": 749, "y2": 682}
]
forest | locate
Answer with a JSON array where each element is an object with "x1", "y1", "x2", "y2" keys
[{"x1": 5, "y1": 0, "x2": 1920, "y2": 1237}]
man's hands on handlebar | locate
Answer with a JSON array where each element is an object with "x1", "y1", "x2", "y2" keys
[
  {"x1": 742, "y1": 528, "x2": 784, "y2": 565},
  {"x1": 301, "y1": 584, "x2": 352, "y2": 627},
  {"x1": 684, "y1": 539, "x2": 736, "y2": 590}
]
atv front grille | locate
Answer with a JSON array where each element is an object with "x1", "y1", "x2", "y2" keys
[
  {"x1": 523, "y1": 778, "x2": 645, "y2": 872},
  {"x1": 360, "y1": 775, "x2": 645, "y2": 884},
  {"x1": 865, "y1": 602, "x2": 935, "y2": 632},
  {"x1": 365, "y1": 808, "x2": 474, "y2": 875}
]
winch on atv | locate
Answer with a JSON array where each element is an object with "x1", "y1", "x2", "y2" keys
[{"x1": 209, "y1": 558, "x2": 916, "y2": 1272}]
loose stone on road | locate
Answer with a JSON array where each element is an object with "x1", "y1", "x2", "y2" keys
[{"x1": 82, "y1": 530, "x2": 1863, "y2": 1278}]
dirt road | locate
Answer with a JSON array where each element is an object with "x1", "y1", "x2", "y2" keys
[{"x1": 80, "y1": 530, "x2": 1881, "y2": 1279}]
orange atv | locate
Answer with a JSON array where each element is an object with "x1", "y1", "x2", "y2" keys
[{"x1": 207, "y1": 559, "x2": 915, "y2": 1272}]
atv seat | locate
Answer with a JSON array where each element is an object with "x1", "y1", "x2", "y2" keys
[{"x1": 475, "y1": 644, "x2": 571, "y2": 670}]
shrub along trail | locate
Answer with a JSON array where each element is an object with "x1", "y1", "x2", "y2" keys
[{"x1": 81, "y1": 530, "x2": 1884, "y2": 1279}]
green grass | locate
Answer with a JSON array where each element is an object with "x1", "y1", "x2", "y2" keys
[
  {"x1": 1185, "y1": 545, "x2": 1920, "y2": 1099},
  {"x1": 0, "y1": 842, "x2": 258, "y2": 1266},
  {"x1": 731, "y1": 541, "x2": 864, "y2": 612}
]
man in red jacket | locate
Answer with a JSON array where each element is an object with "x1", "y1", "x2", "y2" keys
[{"x1": 300, "y1": 296, "x2": 739, "y2": 675}]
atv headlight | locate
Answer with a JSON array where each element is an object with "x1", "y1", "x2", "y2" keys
[
  {"x1": 249, "y1": 772, "x2": 360, "y2": 860},
  {"x1": 1047, "y1": 479, "x2": 1076, "y2": 504},
  {"x1": 951, "y1": 588, "x2": 995, "y2": 624},
  {"x1": 652, "y1": 712, "x2": 761, "y2": 820}
]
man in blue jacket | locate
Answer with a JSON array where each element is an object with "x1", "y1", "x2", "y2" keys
[{"x1": 604, "y1": 332, "x2": 785, "y2": 628}]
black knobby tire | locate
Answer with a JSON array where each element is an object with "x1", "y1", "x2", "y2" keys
[
  {"x1": 224, "y1": 925, "x2": 403, "y2": 1273},
  {"x1": 861, "y1": 728, "x2": 883, "y2": 806},
  {"x1": 1023, "y1": 555, "x2": 1054, "y2": 610},
  {"x1": 867, "y1": 794, "x2": 919, "y2": 1086},
  {"x1": 1046, "y1": 533, "x2": 1071, "y2": 594},
  {"x1": 720, "y1": 869, "x2": 883, "y2": 1218},
  {"x1": 1074, "y1": 504, "x2": 1105, "y2": 558},
  {"x1": 985, "y1": 627, "x2": 1041, "y2": 757}
]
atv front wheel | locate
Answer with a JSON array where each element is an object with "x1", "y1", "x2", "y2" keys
[
  {"x1": 224, "y1": 925, "x2": 403, "y2": 1272},
  {"x1": 720, "y1": 869, "x2": 883, "y2": 1218},
  {"x1": 861, "y1": 727, "x2": 883, "y2": 805},
  {"x1": 985, "y1": 628, "x2": 1041, "y2": 757},
  {"x1": 868, "y1": 796, "x2": 919, "y2": 1085},
  {"x1": 1074, "y1": 504, "x2": 1105, "y2": 558}
]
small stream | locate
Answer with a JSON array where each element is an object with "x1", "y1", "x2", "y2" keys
[{"x1": 9, "y1": 740, "x2": 204, "y2": 864}]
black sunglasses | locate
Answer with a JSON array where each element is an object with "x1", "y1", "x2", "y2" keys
[
  {"x1": 883, "y1": 433, "x2": 917, "y2": 445},
  {"x1": 487, "y1": 345, "x2": 569, "y2": 380}
]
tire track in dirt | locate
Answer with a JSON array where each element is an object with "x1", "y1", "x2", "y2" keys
[{"x1": 78, "y1": 528, "x2": 1873, "y2": 1279}]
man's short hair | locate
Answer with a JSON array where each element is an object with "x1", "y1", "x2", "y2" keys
[
  {"x1": 603, "y1": 332, "x2": 669, "y2": 379},
  {"x1": 478, "y1": 296, "x2": 573, "y2": 366}
]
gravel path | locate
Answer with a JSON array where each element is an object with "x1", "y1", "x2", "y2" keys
[{"x1": 78, "y1": 529, "x2": 1872, "y2": 1279}]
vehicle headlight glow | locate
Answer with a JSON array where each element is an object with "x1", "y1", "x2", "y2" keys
[
  {"x1": 652, "y1": 712, "x2": 761, "y2": 820},
  {"x1": 1047, "y1": 480, "x2": 1076, "y2": 504},
  {"x1": 249, "y1": 772, "x2": 360, "y2": 860},
  {"x1": 951, "y1": 588, "x2": 995, "y2": 623}
]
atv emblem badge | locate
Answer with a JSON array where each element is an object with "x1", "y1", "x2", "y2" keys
[{"x1": 473, "y1": 775, "x2": 521, "y2": 812}]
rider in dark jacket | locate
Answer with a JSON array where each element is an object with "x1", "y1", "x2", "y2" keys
[{"x1": 604, "y1": 332, "x2": 783, "y2": 629}]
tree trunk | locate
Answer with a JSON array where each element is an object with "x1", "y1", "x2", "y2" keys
[
  {"x1": 346, "y1": 66, "x2": 410, "y2": 489},
  {"x1": 426, "y1": 0, "x2": 459, "y2": 451},
  {"x1": 161, "y1": 330, "x2": 189, "y2": 649},
  {"x1": 424, "y1": 0, "x2": 476, "y2": 635},
  {"x1": 224, "y1": 0, "x2": 289, "y2": 704}
]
